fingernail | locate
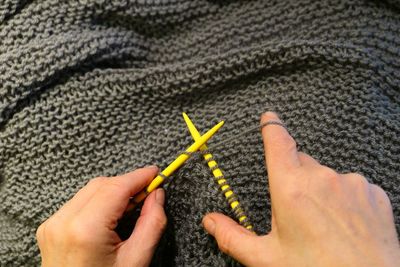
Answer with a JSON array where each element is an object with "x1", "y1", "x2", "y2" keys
[
  {"x1": 203, "y1": 217, "x2": 216, "y2": 235},
  {"x1": 263, "y1": 111, "x2": 279, "y2": 119},
  {"x1": 155, "y1": 188, "x2": 165, "y2": 206},
  {"x1": 144, "y1": 165, "x2": 158, "y2": 170}
]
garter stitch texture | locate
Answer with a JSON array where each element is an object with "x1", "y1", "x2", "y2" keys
[{"x1": 0, "y1": 0, "x2": 400, "y2": 266}]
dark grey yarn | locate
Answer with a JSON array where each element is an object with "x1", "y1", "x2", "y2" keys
[{"x1": 0, "y1": 0, "x2": 400, "y2": 266}]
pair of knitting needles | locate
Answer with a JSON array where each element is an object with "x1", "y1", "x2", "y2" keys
[
  {"x1": 182, "y1": 113, "x2": 253, "y2": 230},
  {"x1": 127, "y1": 113, "x2": 253, "y2": 231},
  {"x1": 126, "y1": 118, "x2": 224, "y2": 211}
]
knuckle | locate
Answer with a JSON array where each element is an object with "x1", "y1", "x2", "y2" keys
[
  {"x1": 105, "y1": 179, "x2": 126, "y2": 192},
  {"x1": 350, "y1": 173, "x2": 367, "y2": 182},
  {"x1": 345, "y1": 173, "x2": 369, "y2": 189},
  {"x1": 87, "y1": 176, "x2": 108, "y2": 187},
  {"x1": 371, "y1": 184, "x2": 392, "y2": 206},
  {"x1": 152, "y1": 212, "x2": 167, "y2": 231},
  {"x1": 43, "y1": 219, "x2": 58, "y2": 237},
  {"x1": 319, "y1": 166, "x2": 339, "y2": 181},
  {"x1": 95, "y1": 178, "x2": 129, "y2": 198},
  {"x1": 38, "y1": 218, "x2": 61, "y2": 243},
  {"x1": 269, "y1": 131, "x2": 297, "y2": 151},
  {"x1": 286, "y1": 186, "x2": 306, "y2": 203},
  {"x1": 279, "y1": 171, "x2": 308, "y2": 203},
  {"x1": 66, "y1": 219, "x2": 92, "y2": 247},
  {"x1": 298, "y1": 152, "x2": 319, "y2": 166},
  {"x1": 36, "y1": 223, "x2": 46, "y2": 243},
  {"x1": 297, "y1": 152, "x2": 310, "y2": 161},
  {"x1": 303, "y1": 167, "x2": 340, "y2": 194},
  {"x1": 282, "y1": 135, "x2": 297, "y2": 155},
  {"x1": 354, "y1": 174, "x2": 369, "y2": 187},
  {"x1": 217, "y1": 231, "x2": 234, "y2": 255},
  {"x1": 371, "y1": 184, "x2": 385, "y2": 196}
]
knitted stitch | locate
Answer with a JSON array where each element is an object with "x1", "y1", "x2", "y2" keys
[{"x1": 0, "y1": 0, "x2": 399, "y2": 266}]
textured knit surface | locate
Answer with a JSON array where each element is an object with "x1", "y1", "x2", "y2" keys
[{"x1": 0, "y1": 0, "x2": 400, "y2": 266}]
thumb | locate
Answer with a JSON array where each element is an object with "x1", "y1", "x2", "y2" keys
[
  {"x1": 118, "y1": 189, "x2": 167, "y2": 266},
  {"x1": 203, "y1": 213, "x2": 275, "y2": 266}
]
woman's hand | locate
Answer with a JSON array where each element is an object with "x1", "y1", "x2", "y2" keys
[
  {"x1": 36, "y1": 166, "x2": 167, "y2": 267},
  {"x1": 203, "y1": 112, "x2": 400, "y2": 267}
]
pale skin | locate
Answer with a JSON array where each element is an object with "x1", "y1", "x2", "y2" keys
[{"x1": 37, "y1": 112, "x2": 400, "y2": 267}]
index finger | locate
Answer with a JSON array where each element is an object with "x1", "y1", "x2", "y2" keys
[
  {"x1": 79, "y1": 166, "x2": 159, "y2": 227},
  {"x1": 261, "y1": 112, "x2": 300, "y2": 177}
]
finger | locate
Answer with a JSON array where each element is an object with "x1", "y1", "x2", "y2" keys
[
  {"x1": 79, "y1": 166, "x2": 159, "y2": 227},
  {"x1": 261, "y1": 112, "x2": 300, "y2": 177},
  {"x1": 203, "y1": 213, "x2": 275, "y2": 266},
  {"x1": 119, "y1": 189, "x2": 167, "y2": 266}
]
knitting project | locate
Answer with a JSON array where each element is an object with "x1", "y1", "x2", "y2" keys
[{"x1": 0, "y1": 0, "x2": 399, "y2": 266}]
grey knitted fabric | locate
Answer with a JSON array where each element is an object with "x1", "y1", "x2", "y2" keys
[{"x1": 0, "y1": 0, "x2": 400, "y2": 266}]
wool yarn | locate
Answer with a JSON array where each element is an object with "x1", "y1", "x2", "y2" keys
[{"x1": 0, "y1": 0, "x2": 399, "y2": 266}]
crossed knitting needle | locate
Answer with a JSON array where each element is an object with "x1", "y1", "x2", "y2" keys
[
  {"x1": 126, "y1": 117, "x2": 224, "y2": 212},
  {"x1": 182, "y1": 113, "x2": 253, "y2": 230}
]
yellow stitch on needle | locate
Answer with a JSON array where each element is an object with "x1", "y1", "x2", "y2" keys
[
  {"x1": 127, "y1": 120, "x2": 224, "y2": 211},
  {"x1": 182, "y1": 112, "x2": 253, "y2": 231}
]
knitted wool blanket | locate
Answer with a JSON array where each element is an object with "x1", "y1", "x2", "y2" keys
[{"x1": 0, "y1": 0, "x2": 399, "y2": 266}]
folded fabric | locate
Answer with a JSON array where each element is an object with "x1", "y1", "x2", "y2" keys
[{"x1": 0, "y1": 0, "x2": 399, "y2": 266}]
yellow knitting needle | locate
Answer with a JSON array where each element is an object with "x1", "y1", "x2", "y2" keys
[
  {"x1": 182, "y1": 113, "x2": 253, "y2": 230},
  {"x1": 126, "y1": 120, "x2": 224, "y2": 211}
]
